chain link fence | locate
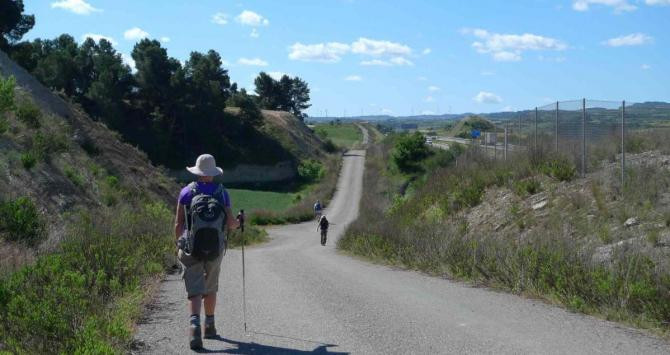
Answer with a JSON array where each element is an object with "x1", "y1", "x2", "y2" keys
[{"x1": 473, "y1": 99, "x2": 670, "y2": 187}]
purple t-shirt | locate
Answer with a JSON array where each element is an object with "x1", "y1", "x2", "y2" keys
[{"x1": 178, "y1": 182, "x2": 231, "y2": 208}]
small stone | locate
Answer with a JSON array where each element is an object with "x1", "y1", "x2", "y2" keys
[
  {"x1": 532, "y1": 200, "x2": 548, "y2": 210},
  {"x1": 624, "y1": 217, "x2": 639, "y2": 227}
]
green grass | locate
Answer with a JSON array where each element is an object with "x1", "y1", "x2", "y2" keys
[
  {"x1": 228, "y1": 188, "x2": 296, "y2": 213},
  {"x1": 314, "y1": 123, "x2": 363, "y2": 149}
]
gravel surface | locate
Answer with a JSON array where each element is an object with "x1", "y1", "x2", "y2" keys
[{"x1": 134, "y1": 128, "x2": 669, "y2": 354}]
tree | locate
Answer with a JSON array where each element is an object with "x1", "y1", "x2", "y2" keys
[
  {"x1": 254, "y1": 72, "x2": 280, "y2": 109},
  {"x1": 0, "y1": 0, "x2": 34, "y2": 50},
  {"x1": 289, "y1": 76, "x2": 311, "y2": 119},
  {"x1": 183, "y1": 50, "x2": 231, "y2": 109},
  {"x1": 227, "y1": 89, "x2": 262, "y2": 129},
  {"x1": 132, "y1": 39, "x2": 178, "y2": 108},
  {"x1": 392, "y1": 132, "x2": 429, "y2": 173}
]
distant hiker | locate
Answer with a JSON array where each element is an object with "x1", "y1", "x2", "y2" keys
[
  {"x1": 174, "y1": 154, "x2": 237, "y2": 350},
  {"x1": 314, "y1": 199, "x2": 323, "y2": 220},
  {"x1": 317, "y1": 215, "x2": 329, "y2": 246},
  {"x1": 237, "y1": 209, "x2": 245, "y2": 233}
]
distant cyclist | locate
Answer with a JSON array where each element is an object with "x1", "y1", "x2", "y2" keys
[
  {"x1": 313, "y1": 199, "x2": 323, "y2": 220},
  {"x1": 317, "y1": 215, "x2": 329, "y2": 246}
]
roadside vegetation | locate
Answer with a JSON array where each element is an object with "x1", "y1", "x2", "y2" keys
[{"x1": 340, "y1": 128, "x2": 670, "y2": 334}]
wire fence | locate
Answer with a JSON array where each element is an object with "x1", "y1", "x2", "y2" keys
[{"x1": 473, "y1": 99, "x2": 670, "y2": 187}]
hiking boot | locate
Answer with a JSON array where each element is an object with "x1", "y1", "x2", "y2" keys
[
  {"x1": 189, "y1": 325, "x2": 203, "y2": 350},
  {"x1": 204, "y1": 322, "x2": 217, "y2": 339}
]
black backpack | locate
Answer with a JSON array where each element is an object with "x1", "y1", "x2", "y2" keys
[{"x1": 184, "y1": 183, "x2": 227, "y2": 261}]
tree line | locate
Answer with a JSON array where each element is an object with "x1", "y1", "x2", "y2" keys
[{"x1": 0, "y1": 0, "x2": 311, "y2": 168}]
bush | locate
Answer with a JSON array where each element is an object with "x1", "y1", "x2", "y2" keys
[
  {"x1": 32, "y1": 131, "x2": 68, "y2": 161},
  {"x1": 16, "y1": 100, "x2": 42, "y2": 129},
  {"x1": 0, "y1": 202, "x2": 173, "y2": 353},
  {"x1": 64, "y1": 165, "x2": 84, "y2": 187},
  {"x1": 0, "y1": 75, "x2": 16, "y2": 114},
  {"x1": 79, "y1": 137, "x2": 101, "y2": 156},
  {"x1": 392, "y1": 132, "x2": 429, "y2": 173},
  {"x1": 298, "y1": 159, "x2": 324, "y2": 183},
  {"x1": 323, "y1": 138, "x2": 337, "y2": 153},
  {"x1": 20, "y1": 152, "x2": 36, "y2": 169},
  {"x1": 539, "y1": 157, "x2": 577, "y2": 182},
  {"x1": 0, "y1": 197, "x2": 45, "y2": 246},
  {"x1": 514, "y1": 178, "x2": 542, "y2": 196}
]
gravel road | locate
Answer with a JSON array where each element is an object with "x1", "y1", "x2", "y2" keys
[{"x1": 134, "y1": 127, "x2": 669, "y2": 354}]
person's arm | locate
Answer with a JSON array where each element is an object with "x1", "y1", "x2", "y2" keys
[
  {"x1": 225, "y1": 207, "x2": 238, "y2": 230},
  {"x1": 174, "y1": 202, "x2": 185, "y2": 243}
]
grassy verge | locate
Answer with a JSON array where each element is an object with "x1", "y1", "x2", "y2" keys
[
  {"x1": 228, "y1": 188, "x2": 296, "y2": 213},
  {"x1": 250, "y1": 155, "x2": 341, "y2": 225},
  {"x1": 314, "y1": 123, "x2": 363, "y2": 149},
  {"x1": 0, "y1": 202, "x2": 173, "y2": 354},
  {"x1": 339, "y1": 134, "x2": 670, "y2": 334}
]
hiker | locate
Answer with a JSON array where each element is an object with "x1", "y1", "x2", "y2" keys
[
  {"x1": 317, "y1": 215, "x2": 329, "y2": 246},
  {"x1": 174, "y1": 154, "x2": 237, "y2": 349},
  {"x1": 314, "y1": 199, "x2": 323, "y2": 220},
  {"x1": 237, "y1": 209, "x2": 245, "y2": 233}
]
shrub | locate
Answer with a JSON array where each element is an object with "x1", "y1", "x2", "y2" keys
[
  {"x1": 32, "y1": 131, "x2": 68, "y2": 161},
  {"x1": 392, "y1": 132, "x2": 429, "y2": 173},
  {"x1": 514, "y1": 178, "x2": 542, "y2": 196},
  {"x1": 298, "y1": 159, "x2": 324, "y2": 183},
  {"x1": 79, "y1": 137, "x2": 101, "y2": 156},
  {"x1": 0, "y1": 75, "x2": 16, "y2": 114},
  {"x1": 0, "y1": 118, "x2": 8, "y2": 134},
  {"x1": 0, "y1": 197, "x2": 45, "y2": 246},
  {"x1": 323, "y1": 138, "x2": 337, "y2": 153},
  {"x1": 20, "y1": 152, "x2": 36, "y2": 169},
  {"x1": 64, "y1": 165, "x2": 84, "y2": 187},
  {"x1": 16, "y1": 100, "x2": 42, "y2": 129},
  {"x1": 539, "y1": 157, "x2": 577, "y2": 182},
  {"x1": 0, "y1": 202, "x2": 173, "y2": 353}
]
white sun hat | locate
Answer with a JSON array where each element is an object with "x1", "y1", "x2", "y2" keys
[{"x1": 186, "y1": 154, "x2": 223, "y2": 177}]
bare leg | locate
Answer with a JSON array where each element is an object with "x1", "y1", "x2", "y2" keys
[
  {"x1": 203, "y1": 293, "x2": 217, "y2": 316},
  {"x1": 189, "y1": 295, "x2": 202, "y2": 315}
]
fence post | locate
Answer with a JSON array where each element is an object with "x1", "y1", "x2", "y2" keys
[
  {"x1": 504, "y1": 123, "x2": 508, "y2": 161},
  {"x1": 621, "y1": 100, "x2": 625, "y2": 193},
  {"x1": 534, "y1": 107, "x2": 538, "y2": 153},
  {"x1": 555, "y1": 101, "x2": 559, "y2": 153},
  {"x1": 582, "y1": 98, "x2": 586, "y2": 177}
]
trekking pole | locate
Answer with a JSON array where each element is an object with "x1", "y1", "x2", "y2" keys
[{"x1": 241, "y1": 229, "x2": 248, "y2": 333}]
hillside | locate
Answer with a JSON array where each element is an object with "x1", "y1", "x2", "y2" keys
[{"x1": 0, "y1": 49, "x2": 178, "y2": 259}]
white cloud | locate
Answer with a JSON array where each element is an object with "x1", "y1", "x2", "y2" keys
[
  {"x1": 422, "y1": 48, "x2": 432, "y2": 55},
  {"x1": 421, "y1": 110, "x2": 435, "y2": 115},
  {"x1": 462, "y1": 28, "x2": 567, "y2": 62},
  {"x1": 212, "y1": 12, "x2": 229, "y2": 25},
  {"x1": 250, "y1": 29, "x2": 259, "y2": 38},
  {"x1": 641, "y1": 64, "x2": 652, "y2": 70},
  {"x1": 360, "y1": 57, "x2": 413, "y2": 66},
  {"x1": 81, "y1": 33, "x2": 117, "y2": 46},
  {"x1": 288, "y1": 42, "x2": 350, "y2": 63},
  {"x1": 381, "y1": 108, "x2": 394, "y2": 114},
  {"x1": 572, "y1": 0, "x2": 637, "y2": 12},
  {"x1": 121, "y1": 53, "x2": 136, "y2": 72},
  {"x1": 389, "y1": 57, "x2": 414, "y2": 66},
  {"x1": 474, "y1": 91, "x2": 502, "y2": 104},
  {"x1": 428, "y1": 85, "x2": 440, "y2": 92},
  {"x1": 238, "y1": 57, "x2": 268, "y2": 66},
  {"x1": 646, "y1": 0, "x2": 670, "y2": 5},
  {"x1": 236, "y1": 10, "x2": 269, "y2": 26},
  {"x1": 51, "y1": 0, "x2": 101, "y2": 15},
  {"x1": 424, "y1": 96, "x2": 435, "y2": 102},
  {"x1": 602, "y1": 33, "x2": 653, "y2": 47},
  {"x1": 345, "y1": 75, "x2": 362, "y2": 81},
  {"x1": 360, "y1": 59, "x2": 392, "y2": 66},
  {"x1": 160, "y1": 37, "x2": 170, "y2": 43},
  {"x1": 502, "y1": 106, "x2": 514, "y2": 112},
  {"x1": 480, "y1": 70, "x2": 495, "y2": 76},
  {"x1": 124, "y1": 27, "x2": 150, "y2": 41},
  {"x1": 417, "y1": 76, "x2": 428, "y2": 81},
  {"x1": 351, "y1": 37, "x2": 412, "y2": 56}
]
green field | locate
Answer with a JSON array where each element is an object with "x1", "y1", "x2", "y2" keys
[
  {"x1": 227, "y1": 188, "x2": 296, "y2": 213},
  {"x1": 315, "y1": 124, "x2": 363, "y2": 148}
]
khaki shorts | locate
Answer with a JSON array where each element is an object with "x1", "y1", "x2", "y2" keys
[{"x1": 178, "y1": 249, "x2": 224, "y2": 298}]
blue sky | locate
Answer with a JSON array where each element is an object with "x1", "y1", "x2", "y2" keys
[{"x1": 22, "y1": 0, "x2": 670, "y2": 116}]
